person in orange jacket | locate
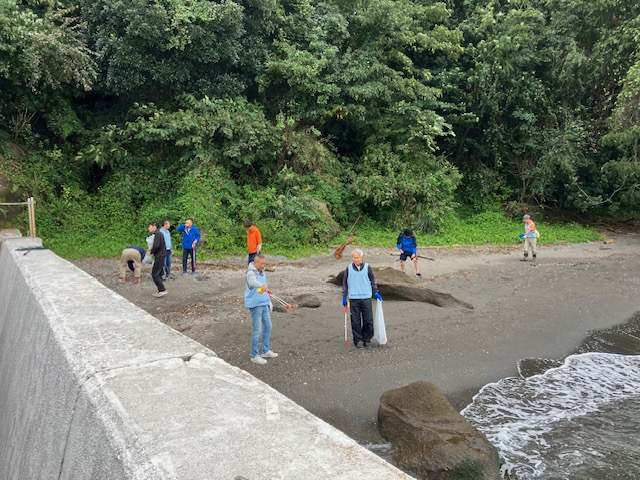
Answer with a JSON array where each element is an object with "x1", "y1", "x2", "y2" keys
[{"x1": 244, "y1": 220, "x2": 263, "y2": 264}]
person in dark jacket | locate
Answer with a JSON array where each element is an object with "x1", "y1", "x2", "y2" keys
[
  {"x1": 119, "y1": 246, "x2": 146, "y2": 284},
  {"x1": 341, "y1": 248, "x2": 382, "y2": 349},
  {"x1": 147, "y1": 222, "x2": 168, "y2": 297},
  {"x1": 396, "y1": 228, "x2": 421, "y2": 277}
]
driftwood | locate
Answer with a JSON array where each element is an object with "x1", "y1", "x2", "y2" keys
[
  {"x1": 328, "y1": 267, "x2": 472, "y2": 309},
  {"x1": 334, "y1": 236, "x2": 355, "y2": 260},
  {"x1": 390, "y1": 253, "x2": 435, "y2": 261}
]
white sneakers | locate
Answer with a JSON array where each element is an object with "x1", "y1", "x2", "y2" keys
[
  {"x1": 251, "y1": 351, "x2": 278, "y2": 365},
  {"x1": 251, "y1": 356, "x2": 267, "y2": 365},
  {"x1": 152, "y1": 290, "x2": 168, "y2": 297}
]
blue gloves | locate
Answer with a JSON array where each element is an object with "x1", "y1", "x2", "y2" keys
[
  {"x1": 342, "y1": 297, "x2": 348, "y2": 307},
  {"x1": 518, "y1": 233, "x2": 525, "y2": 239},
  {"x1": 374, "y1": 293, "x2": 383, "y2": 302}
]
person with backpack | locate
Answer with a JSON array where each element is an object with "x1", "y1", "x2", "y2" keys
[
  {"x1": 177, "y1": 217, "x2": 201, "y2": 275},
  {"x1": 396, "y1": 228, "x2": 422, "y2": 277}
]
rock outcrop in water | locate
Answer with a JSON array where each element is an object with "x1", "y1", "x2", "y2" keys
[
  {"x1": 378, "y1": 381, "x2": 502, "y2": 480},
  {"x1": 328, "y1": 267, "x2": 473, "y2": 309}
]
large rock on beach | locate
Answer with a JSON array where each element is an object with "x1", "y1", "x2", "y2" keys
[
  {"x1": 378, "y1": 381, "x2": 502, "y2": 480},
  {"x1": 272, "y1": 293, "x2": 322, "y2": 312},
  {"x1": 329, "y1": 267, "x2": 473, "y2": 309}
]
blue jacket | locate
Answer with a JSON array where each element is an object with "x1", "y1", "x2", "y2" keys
[
  {"x1": 176, "y1": 224, "x2": 201, "y2": 249},
  {"x1": 396, "y1": 233, "x2": 417, "y2": 255}
]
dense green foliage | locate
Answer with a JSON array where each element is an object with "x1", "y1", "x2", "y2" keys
[{"x1": 0, "y1": 0, "x2": 636, "y2": 257}]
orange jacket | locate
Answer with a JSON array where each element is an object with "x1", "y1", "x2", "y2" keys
[{"x1": 247, "y1": 225, "x2": 262, "y2": 253}]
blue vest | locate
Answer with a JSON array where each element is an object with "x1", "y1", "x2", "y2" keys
[
  {"x1": 347, "y1": 263, "x2": 372, "y2": 299},
  {"x1": 524, "y1": 225, "x2": 536, "y2": 238},
  {"x1": 245, "y1": 269, "x2": 270, "y2": 308}
]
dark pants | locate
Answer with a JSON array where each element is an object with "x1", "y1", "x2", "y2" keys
[
  {"x1": 152, "y1": 257, "x2": 166, "y2": 292},
  {"x1": 350, "y1": 298, "x2": 373, "y2": 344},
  {"x1": 248, "y1": 252, "x2": 257, "y2": 264},
  {"x1": 182, "y1": 248, "x2": 196, "y2": 273}
]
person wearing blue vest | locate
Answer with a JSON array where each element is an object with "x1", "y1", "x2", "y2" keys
[
  {"x1": 176, "y1": 217, "x2": 201, "y2": 275},
  {"x1": 245, "y1": 254, "x2": 278, "y2": 365},
  {"x1": 396, "y1": 228, "x2": 422, "y2": 277},
  {"x1": 519, "y1": 214, "x2": 538, "y2": 263},
  {"x1": 341, "y1": 248, "x2": 383, "y2": 349}
]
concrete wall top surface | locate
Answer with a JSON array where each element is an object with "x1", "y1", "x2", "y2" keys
[{"x1": 0, "y1": 237, "x2": 412, "y2": 480}]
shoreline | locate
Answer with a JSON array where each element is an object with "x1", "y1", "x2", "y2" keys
[{"x1": 74, "y1": 231, "x2": 640, "y2": 446}]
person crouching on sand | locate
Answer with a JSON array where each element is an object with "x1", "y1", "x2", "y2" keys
[{"x1": 341, "y1": 248, "x2": 383, "y2": 349}]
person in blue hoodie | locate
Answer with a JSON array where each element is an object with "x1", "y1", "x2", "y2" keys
[
  {"x1": 341, "y1": 248, "x2": 382, "y2": 349},
  {"x1": 176, "y1": 217, "x2": 201, "y2": 275},
  {"x1": 396, "y1": 228, "x2": 421, "y2": 277}
]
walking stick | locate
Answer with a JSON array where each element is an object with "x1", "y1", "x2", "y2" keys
[{"x1": 344, "y1": 306, "x2": 349, "y2": 345}]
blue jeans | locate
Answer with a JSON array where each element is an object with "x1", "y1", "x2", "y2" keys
[
  {"x1": 163, "y1": 251, "x2": 172, "y2": 277},
  {"x1": 250, "y1": 305, "x2": 272, "y2": 358}
]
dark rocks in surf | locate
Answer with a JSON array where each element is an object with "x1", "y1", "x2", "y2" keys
[
  {"x1": 328, "y1": 267, "x2": 473, "y2": 309},
  {"x1": 378, "y1": 381, "x2": 502, "y2": 480}
]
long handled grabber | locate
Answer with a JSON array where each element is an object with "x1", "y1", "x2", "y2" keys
[
  {"x1": 258, "y1": 288, "x2": 294, "y2": 310},
  {"x1": 192, "y1": 243, "x2": 197, "y2": 272},
  {"x1": 343, "y1": 306, "x2": 349, "y2": 345}
]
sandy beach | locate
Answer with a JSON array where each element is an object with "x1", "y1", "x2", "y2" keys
[{"x1": 74, "y1": 230, "x2": 640, "y2": 446}]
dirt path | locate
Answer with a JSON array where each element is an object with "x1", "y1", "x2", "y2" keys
[{"x1": 74, "y1": 232, "x2": 640, "y2": 445}]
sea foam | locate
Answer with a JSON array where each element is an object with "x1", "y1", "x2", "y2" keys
[{"x1": 461, "y1": 353, "x2": 640, "y2": 479}]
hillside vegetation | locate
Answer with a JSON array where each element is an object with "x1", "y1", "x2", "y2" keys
[{"x1": 1, "y1": 0, "x2": 637, "y2": 257}]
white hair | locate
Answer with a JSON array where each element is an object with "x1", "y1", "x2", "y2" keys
[{"x1": 352, "y1": 248, "x2": 364, "y2": 257}]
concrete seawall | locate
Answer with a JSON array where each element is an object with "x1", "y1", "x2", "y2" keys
[{"x1": 0, "y1": 235, "x2": 412, "y2": 480}]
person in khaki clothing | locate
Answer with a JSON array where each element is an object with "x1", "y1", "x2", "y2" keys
[
  {"x1": 119, "y1": 246, "x2": 147, "y2": 284},
  {"x1": 519, "y1": 214, "x2": 538, "y2": 263}
]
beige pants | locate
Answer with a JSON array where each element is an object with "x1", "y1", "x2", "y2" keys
[
  {"x1": 120, "y1": 248, "x2": 143, "y2": 278},
  {"x1": 524, "y1": 237, "x2": 537, "y2": 256}
]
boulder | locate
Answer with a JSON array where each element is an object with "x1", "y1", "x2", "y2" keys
[
  {"x1": 378, "y1": 381, "x2": 502, "y2": 480},
  {"x1": 329, "y1": 267, "x2": 473, "y2": 309},
  {"x1": 293, "y1": 294, "x2": 321, "y2": 308},
  {"x1": 272, "y1": 294, "x2": 321, "y2": 312}
]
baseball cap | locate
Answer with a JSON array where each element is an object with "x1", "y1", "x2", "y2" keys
[{"x1": 522, "y1": 214, "x2": 531, "y2": 220}]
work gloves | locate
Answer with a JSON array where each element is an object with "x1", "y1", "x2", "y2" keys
[
  {"x1": 342, "y1": 297, "x2": 348, "y2": 307},
  {"x1": 374, "y1": 293, "x2": 383, "y2": 301}
]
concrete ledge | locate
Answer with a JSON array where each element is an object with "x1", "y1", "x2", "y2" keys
[
  {"x1": 0, "y1": 238, "x2": 412, "y2": 479},
  {"x1": 0, "y1": 228, "x2": 22, "y2": 247}
]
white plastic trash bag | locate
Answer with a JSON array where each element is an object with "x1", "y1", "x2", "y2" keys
[
  {"x1": 373, "y1": 299, "x2": 387, "y2": 345},
  {"x1": 142, "y1": 254, "x2": 152, "y2": 265}
]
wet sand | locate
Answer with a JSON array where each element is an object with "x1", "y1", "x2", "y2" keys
[{"x1": 74, "y1": 231, "x2": 640, "y2": 446}]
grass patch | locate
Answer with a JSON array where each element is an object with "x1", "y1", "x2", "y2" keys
[
  {"x1": 36, "y1": 210, "x2": 604, "y2": 260},
  {"x1": 334, "y1": 211, "x2": 604, "y2": 249}
]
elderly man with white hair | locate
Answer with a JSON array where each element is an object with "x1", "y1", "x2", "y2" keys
[{"x1": 341, "y1": 248, "x2": 382, "y2": 349}]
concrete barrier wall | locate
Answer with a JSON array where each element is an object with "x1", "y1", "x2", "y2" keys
[{"x1": 0, "y1": 237, "x2": 412, "y2": 480}]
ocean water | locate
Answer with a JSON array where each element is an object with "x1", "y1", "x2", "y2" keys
[{"x1": 462, "y1": 353, "x2": 640, "y2": 479}]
